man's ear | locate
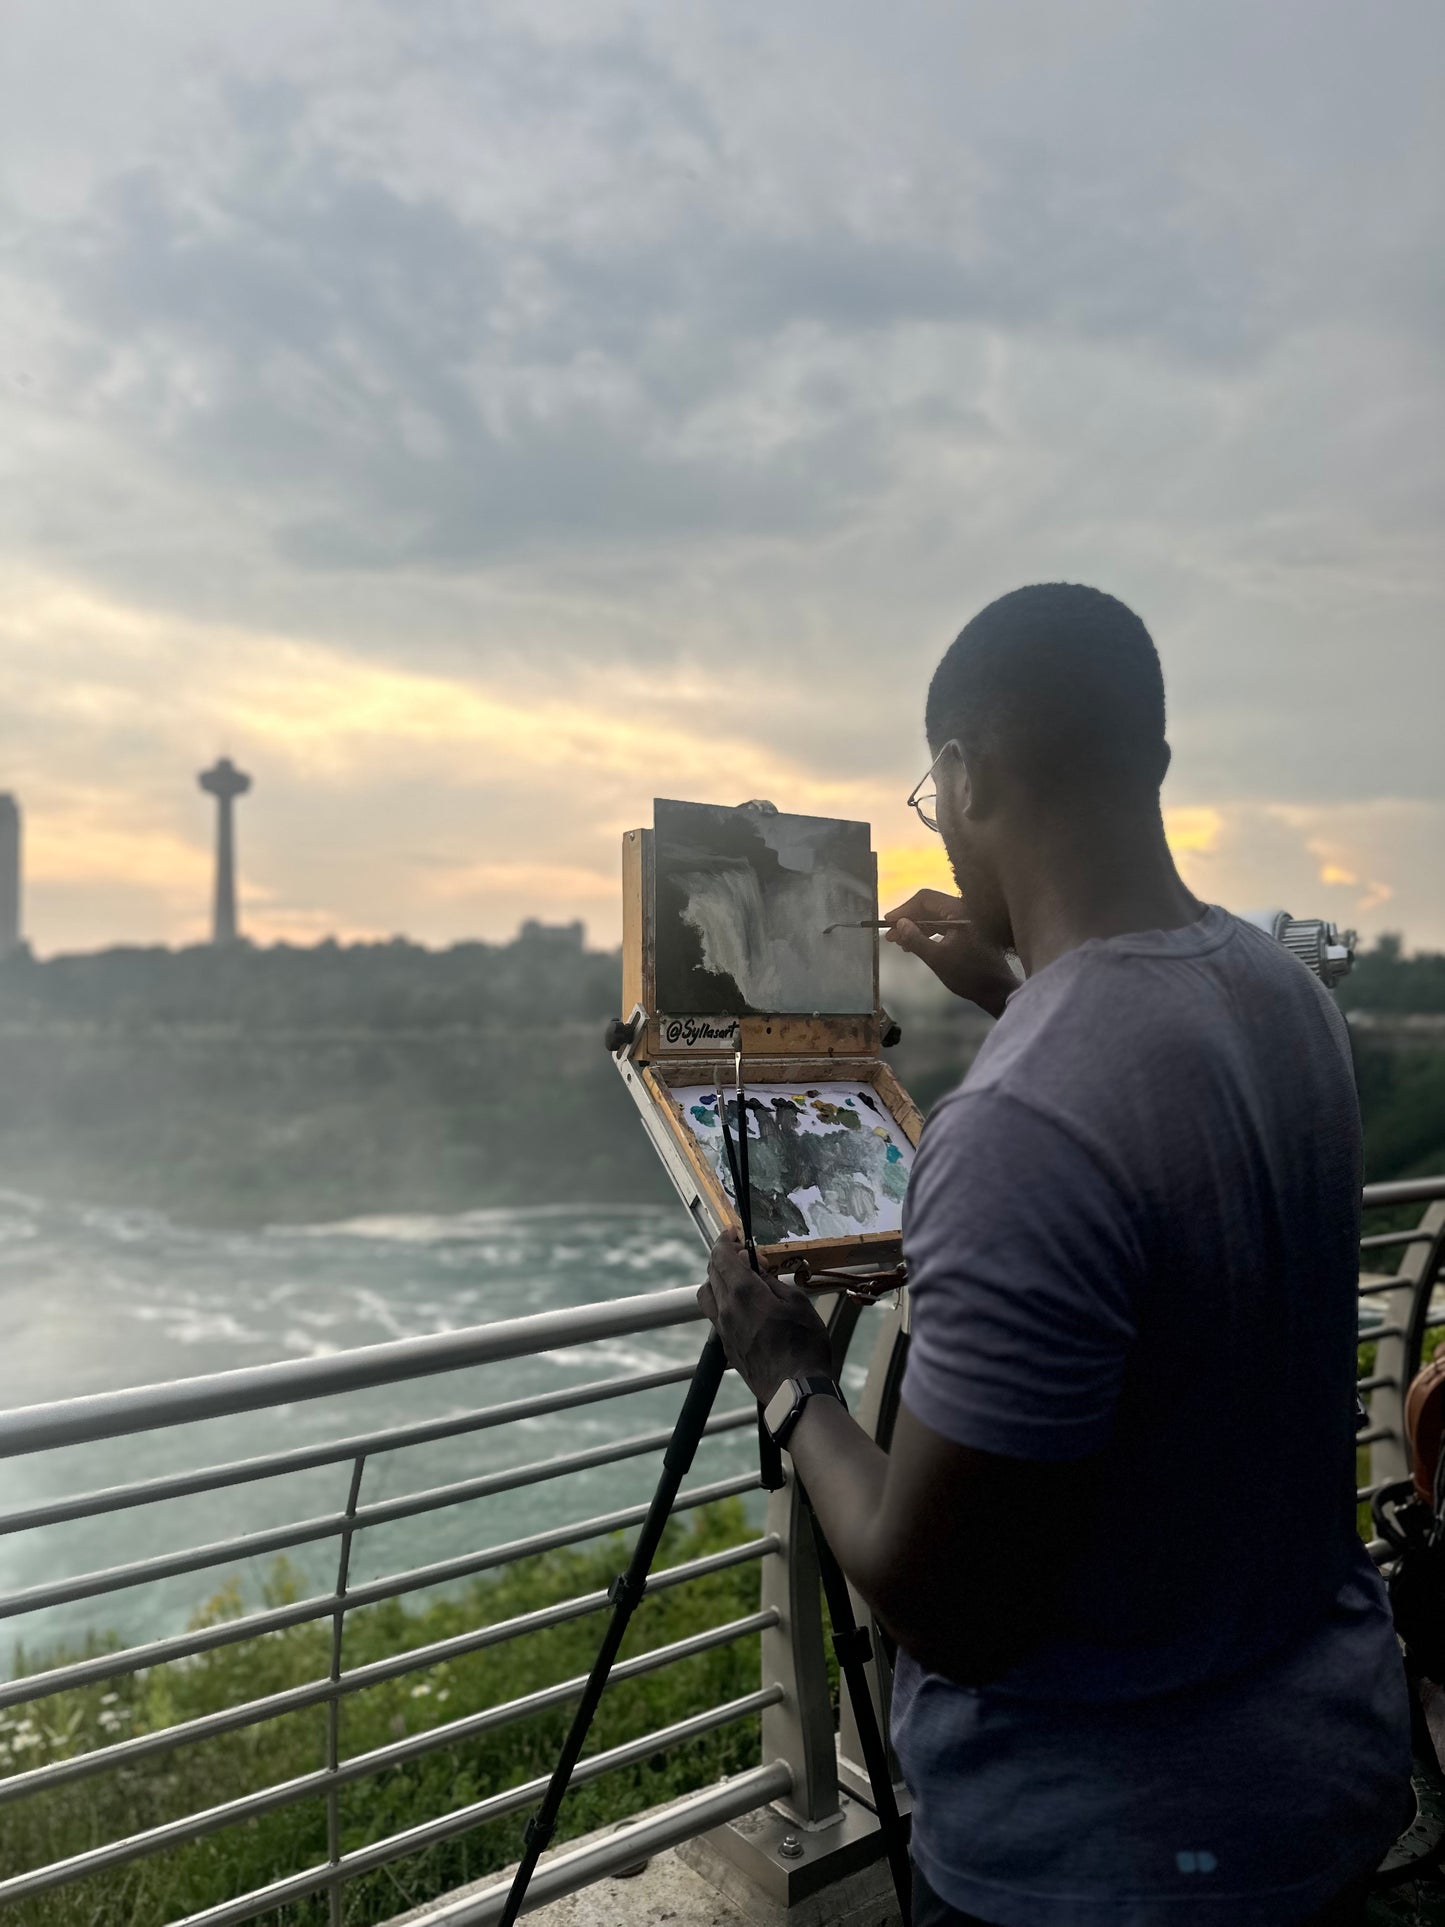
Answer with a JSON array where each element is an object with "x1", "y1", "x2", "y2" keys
[
  {"x1": 958, "y1": 745, "x2": 999, "y2": 822},
  {"x1": 937, "y1": 740, "x2": 977, "y2": 822},
  {"x1": 1158, "y1": 740, "x2": 1172, "y2": 785}
]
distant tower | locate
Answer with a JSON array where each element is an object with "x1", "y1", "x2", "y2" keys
[
  {"x1": 0, "y1": 794, "x2": 19, "y2": 959},
  {"x1": 198, "y1": 758, "x2": 252, "y2": 946}
]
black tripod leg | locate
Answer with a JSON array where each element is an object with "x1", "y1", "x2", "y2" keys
[
  {"x1": 496, "y1": 1330, "x2": 729, "y2": 1927},
  {"x1": 808, "y1": 1506, "x2": 913, "y2": 1927}
]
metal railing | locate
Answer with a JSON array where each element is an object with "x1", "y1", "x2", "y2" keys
[
  {"x1": 0, "y1": 1287, "x2": 813, "y2": 1925},
  {"x1": 0, "y1": 1176, "x2": 1442, "y2": 1926},
  {"x1": 1356, "y1": 1176, "x2": 1445, "y2": 1515}
]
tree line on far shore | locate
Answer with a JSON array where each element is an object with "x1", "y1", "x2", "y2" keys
[
  {"x1": 0, "y1": 927, "x2": 1440, "y2": 1032},
  {"x1": 0, "y1": 929, "x2": 1439, "y2": 1221}
]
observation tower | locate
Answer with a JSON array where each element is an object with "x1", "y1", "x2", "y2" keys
[{"x1": 198, "y1": 757, "x2": 251, "y2": 947}]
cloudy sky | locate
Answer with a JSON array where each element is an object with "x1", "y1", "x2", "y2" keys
[{"x1": 2, "y1": 0, "x2": 1441, "y2": 954}]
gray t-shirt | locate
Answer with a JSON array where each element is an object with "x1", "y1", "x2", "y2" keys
[{"x1": 893, "y1": 905, "x2": 1412, "y2": 1927}]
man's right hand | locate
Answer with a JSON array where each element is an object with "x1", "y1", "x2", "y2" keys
[{"x1": 883, "y1": 889, "x2": 1018, "y2": 1019}]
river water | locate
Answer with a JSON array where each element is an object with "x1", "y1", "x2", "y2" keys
[{"x1": 0, "y1": 1192, "x2": 770, "y2": 1672}]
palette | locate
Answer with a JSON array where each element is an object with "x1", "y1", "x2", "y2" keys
[
  {"x1": 672, "y1": 1081, "x2": 914, "y2": 1245},
  {"x1": 613, "y1": 801, "x2": 926, "y2": 1273}
]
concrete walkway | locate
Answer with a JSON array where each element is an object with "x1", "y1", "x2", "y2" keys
[{"x1": 384, "y1": 1801, "x2": 901, "y2": 1927}]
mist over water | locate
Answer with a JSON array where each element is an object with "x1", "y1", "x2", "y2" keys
[{"x1": 0, "y1": 1195, "x2": 763, "y2": 1670}]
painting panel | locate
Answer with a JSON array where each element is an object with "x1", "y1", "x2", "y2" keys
[
  {"x1": 654, "y1": 799, "x2": 874, "y2": 1016},
  {"x1": 673, "y1": 1080, "x2": 914, "y2": 1244}
]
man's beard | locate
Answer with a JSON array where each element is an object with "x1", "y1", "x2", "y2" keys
[{"x1": 947, "y1": 842, "x2": 1013, "y2": 954}]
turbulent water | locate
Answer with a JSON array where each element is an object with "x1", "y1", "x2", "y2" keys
[{"x1": 0, "y1": 1193, "x2": 766, "y2": 1671}]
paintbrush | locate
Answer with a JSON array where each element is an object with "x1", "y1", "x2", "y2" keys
[{"x1": 822, "y1": 918, "x2": 973, "y2": 933}]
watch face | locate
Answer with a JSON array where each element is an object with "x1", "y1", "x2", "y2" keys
[{"x1": 763, "y1": 1380, "x2": 797, "y2": 1437}]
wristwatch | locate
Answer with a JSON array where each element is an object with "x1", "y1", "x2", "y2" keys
[{"x1": 762, "y1": 1373, "x2": 847, "y2": 1450}]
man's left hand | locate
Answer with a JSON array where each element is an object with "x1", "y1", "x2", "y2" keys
[{"x1": 697, "y1": 1227, "x2": 833, "y2": 1405}]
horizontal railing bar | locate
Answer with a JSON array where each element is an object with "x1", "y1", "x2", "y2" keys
[
  {"x1": 0, "y1": 1762, "x2": 328, "y2": 1899},
  {"x1": 1357, "y1": 1481, "x2": 1391, "y2": 1503},
  {"x1": 1356, "y1": 1373, "x2": 1400, "y2": 1394},
  {"x1": 1352, "y1": 1307, "x2": 1444, "y2": 1336},
  {"x1": 418, "y1": 1763, "x2": 796, "y2": 1927},
  {"x1": 303, "y1": 1687, "x2": 784, "y2": 1885},
  {"x1": 325, "y1": 1610, "x2": 780, "y2": 1793},
  {"x1": 0, "y1": 1590, "x2": 347, "y2": 1711},
  {"x1": 170, "y1": 1762, "x2": 795, "y2": 1927},
  {"x1": 0, "y1": 1537, "x2": 779, "y2": 1801},
  {"x1": 0, "y1": 1684, "x2": 782, "y2": 1903},
  {"x1": 0, "y1": 1412, "x2": 757, "y2": 1624},
  {"x1": 1363, "y1": 1178, "x2": 1445, "y2": 1207},
  {"x1": 1356, "y1": 1425, "x2": 1393, "y2": 1445},
  {"x1": 1359, "y1": 1230, "x2": 1436, "y2": 1252},
  {"x1": 345, "y1": 1409, "x2": 756, "y2": 1536},
  {"x1": 0, "y1": 1474, "x2": 763, "y2": 1709},
  {"x1": 226, "y1": 1469, "x2": 759, "y2": 1646},
  {"x1": 332, "y1": 1471, "x2": 759, "y2": 1616},
  {"x1": 0, "y1": 1365, "x2": 700, "y2": 1538},
  {"x1": 0, "y1": 1287, "x2": 704, "y2": 1460},
  {"x1": 0, "y1": 1509, "x2": 349, "y2": 1623},
  {"x1": 332, "y1": 1531, "x2": 774, "y2": 1689}
]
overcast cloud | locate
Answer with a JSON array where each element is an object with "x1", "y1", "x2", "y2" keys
[{"x1": 1, "y1": 0, "x2": 1441, "y2": 951}]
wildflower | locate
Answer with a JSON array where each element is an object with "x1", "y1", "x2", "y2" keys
[{"x1": 409, "y1": 1682, "x2": 432, "y2": 1699}]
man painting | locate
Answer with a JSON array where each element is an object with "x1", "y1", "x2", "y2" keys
[{"x1": 699, "y1": 584, "x2": 1411, "y2": 1926}]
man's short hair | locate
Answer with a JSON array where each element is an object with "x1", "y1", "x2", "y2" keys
[{"x1": 926, "y1": 583, "x2": 1167, "y2": 806}]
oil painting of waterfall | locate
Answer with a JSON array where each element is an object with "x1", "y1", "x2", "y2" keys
[{"x1": 654, "y1": 800, "x2": 874, "y2": 1015}]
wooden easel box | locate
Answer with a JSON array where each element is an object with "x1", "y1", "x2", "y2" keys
[{"x1": 618, "y1": 825, "x2": 925, "y2": 1275}]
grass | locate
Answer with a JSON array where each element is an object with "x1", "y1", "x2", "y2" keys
[{"x1": 0, "y1": 1501, "x2": 763, "y2": 1926}]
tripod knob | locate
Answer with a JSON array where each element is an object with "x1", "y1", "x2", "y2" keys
[{"x1": 604, "y1": 1015, "x2": 638, "y2": 1055}]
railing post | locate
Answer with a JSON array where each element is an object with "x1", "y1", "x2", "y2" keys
[
  {"x1": 836, "y1": 1294, "x2": 910, "y2": 1810},
  {"x1": 682, "y1": 1297, "x2": 909, "y2": 1920},
  {"x1": 1368, "y1": 1202, "x2": 1445, "y2": 1495},
  {"x1": 759, "y1": 1468, "x2": 839, "y2": 1824},
  {"x1": 327, "y1": 1453, "x2": 368, "y2": 1927},
  {"x1": 753, "y1": 1286, "x2": 878, "y2": 1828}
]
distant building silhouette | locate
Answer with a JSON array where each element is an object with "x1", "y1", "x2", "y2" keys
[
  {"x1": 518, "y1": 917, "x2": 586, "y2": 950},
  {"x1": 0, "y1": 794, "x2": 19, "y2": 959},
  {"x1": 198, "y1": 758, "x2": 252, "y2": 946}
]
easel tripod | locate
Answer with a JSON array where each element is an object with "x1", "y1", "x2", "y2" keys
[{"x1": 497, "y1": 1059, "x2": 913, "y2": 1927}]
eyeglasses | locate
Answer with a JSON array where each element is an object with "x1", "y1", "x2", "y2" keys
[{"x1": 906, "y1": 740, "x2": 960, "y2": 834}]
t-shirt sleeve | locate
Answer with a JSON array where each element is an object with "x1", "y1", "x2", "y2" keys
[{"x1": 900, "y1": 1088, "x2": 1142, "y2": 1461}]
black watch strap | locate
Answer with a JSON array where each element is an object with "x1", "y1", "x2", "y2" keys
[{"x1": 763, "y1": 1373, "x2": 846, "y2": 1450}]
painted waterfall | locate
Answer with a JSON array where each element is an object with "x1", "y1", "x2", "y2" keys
[{"x1": 653, "y1": 800, "x2": 874, "y2": 1016}]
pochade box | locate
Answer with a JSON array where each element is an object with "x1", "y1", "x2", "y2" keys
[{"x1": 611, "y1": 798, "x2": 925, "y2": 1277}]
